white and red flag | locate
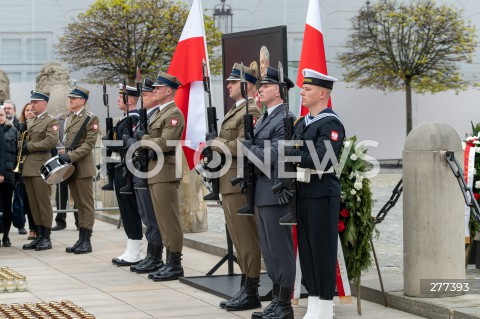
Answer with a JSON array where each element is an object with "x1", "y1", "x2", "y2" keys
[
  {"x1": 296, "y1": 0, "x2": 332, "y2": 116},
  {"x1": 168, "y1": 0, "x2": 209, "y2": 169}
]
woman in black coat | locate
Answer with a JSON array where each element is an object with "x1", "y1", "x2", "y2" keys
[{"x1": 0, "y1": 107, "x2": 19, "y2": 247}]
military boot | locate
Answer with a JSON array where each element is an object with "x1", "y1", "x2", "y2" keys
[
  {"x1": 220, "y1": 274, "x2": 246, "y2": 308},
  {"x1": 251, "y1": 283, "x2": 279, "y2": 318},
  {"x1": 23, "y1": 225, "x2": 43, "y2": 250},
  {"x1": 35, "y1": 227, "x2": 52, "y2": 251},
  {"x1": 150, "y1": 251, "x2": 184, "y2": 281},
  {"x1": 262, "y1": 286, "x2": 294, "y2": 319},
  {"x1": 66, "y1": 228, "x2": 85, "y2": 253},
  {"x1": 74, "y1": 228, "x2": 93, "y2": 254},
  {"x1": 131, "y1": 243, "x2": 152, "y2": 272},
  {"x1": 136, "y1": 244, "x2": 164, "y2": 274},
  {"x1": 224, "y1": 276, "x2": 261, "y2": 311},
  {"x1": 148, "y1": 249, "x2": 169, "y2": 279}
]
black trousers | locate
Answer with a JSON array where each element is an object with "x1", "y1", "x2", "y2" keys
[
  {"x1": 297, "y1": 196, "x2": 340, "y2": 300},
  {"x1": 0, "y1": 183, "x2": 15, "y2": 238},
  {"x1": 135, "y1": 185, "x2": 162, "y2": 246},
  {"x1": 113, "y1": 166, "x2": 142, "y2": 240},
  {"x1": 255, "y1": 204, "x2": 295, "y2": 288}
]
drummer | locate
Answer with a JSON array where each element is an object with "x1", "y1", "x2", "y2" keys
[
  {"x1": 57, "y1": 86, "x2": 100, "y2": 254},
  {"x1": 22, "y1": 90, "x2": 59, "y2": 251}
]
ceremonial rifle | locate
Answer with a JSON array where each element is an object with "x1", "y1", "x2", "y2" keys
[
  {"x1": 119, "y1": 79, "x2": 135, "y2": 194},
  {"x1": 275, "y1": 61, "x2": 298, "y2": 225},
  {"x1": 101, "y1": 80, "x2": 115, "y2": 191},
  {"x1": 230, "y1": 63, "x2": 255, "y2": 215},
  {"x1": 133, "y1": 67, "x2": 148, "y2": 189},
  {"x1": 200, "y1": 59, "x2": 220, "y2": 201}
]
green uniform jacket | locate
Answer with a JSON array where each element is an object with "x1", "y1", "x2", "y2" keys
[
  {"x1": 64, "y1": 108, "x2": 100, "y2": 178},
  {"x1": 212, "y1": 99, "x2": 262, "y2": 195},
  {"x1": 24, "y1": 113, "x2": 59, "y2": 177},
  {"x1": 143, "y1": 102, "x2": 185, "y2": 184}
]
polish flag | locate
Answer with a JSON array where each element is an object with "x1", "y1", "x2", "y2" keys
[
  {"x1": 168, "y1": 0, "x2": 209, "y2": 169},
  {"x1": 296, "y1": 0, "x2": 332, "y2": 115}
]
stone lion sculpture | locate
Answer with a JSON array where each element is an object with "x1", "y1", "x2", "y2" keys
[
  {"x1": 0, "y1": 70, "x2": 11, "y2": 103},
  {"x1": 35, "y1": 62, "x2": 72, "y2": 116}
]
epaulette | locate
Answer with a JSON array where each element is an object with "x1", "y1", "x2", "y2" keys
[
  {"x1": 47, "y1": 114, "x2": 55, "y2": 119},
  {"x1": 86, "y1": 111, "x2": 95, "y2": 117},
  {"x1": 294, "y1": 115, "x2": 305, "y2": 126}
]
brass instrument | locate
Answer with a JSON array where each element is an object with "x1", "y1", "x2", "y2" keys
[{"x1": 13, "y1": 130, "x2": 29, "y2": 173}]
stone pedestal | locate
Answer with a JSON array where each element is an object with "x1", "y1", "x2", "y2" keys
[
  {"x1": 403, "y1": 122, "x2": 465, "y2": 297},
  {"x1": 179, "y1": 153, "x2": 208, "y2": 233}
]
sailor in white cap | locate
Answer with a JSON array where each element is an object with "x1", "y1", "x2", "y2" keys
[{"x1": 286, "y1": 68, "x2": 345, "y2": 319}]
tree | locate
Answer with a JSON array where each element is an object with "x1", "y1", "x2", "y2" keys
[
  {"x1": 338, "y1": 0, "x2": 477, "y2": 134},
  {"x1": 56, "y1": 0, "x2": 222, "y2": 84}
]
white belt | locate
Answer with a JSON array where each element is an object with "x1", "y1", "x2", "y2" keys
[
  {"x1": 297, "y1": 167, "x2": 334, "y2": 183},
  {"x1": 111, "y1": 152, "x2": 121, "y2": 161}
]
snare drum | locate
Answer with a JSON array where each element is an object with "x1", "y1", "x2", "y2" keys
[{"x1": 40, "y1": 155, "x2": 76, "y2": 185}]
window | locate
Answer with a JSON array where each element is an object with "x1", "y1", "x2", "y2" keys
[
  {"x1": 1, "y1": 39, "x2": 22, "y2": 64},
  {"x1": 6, "y1": 72, "x2": 21, "y2": 83},
  {"x1": 26, "y1": 39, "x2": 47, "y2": 63}
]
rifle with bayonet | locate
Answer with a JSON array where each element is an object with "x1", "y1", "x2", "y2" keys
[
  {"x1": 101, "y1": 80, "x2": 115, "y2": 191},
  {"x1": 133, "y1": 67, "x2": 148, "y2": 189},
  {"x1": 230, "y1": 63, "x2": 256, "y2": 216},
  {"x1": 273, "y1": 61, "x2": 297, "y2": 225},
  {"x1": 199, "y1": 59, "x2": 220, "y2": 201},
  {"x1": 119, "y1": 79, "x2": 135, "y2": 194}
]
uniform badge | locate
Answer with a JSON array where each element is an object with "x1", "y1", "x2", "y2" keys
[
  {"x1": 92, "y1": 123, "x2": 99, "y2": 131},
  {"x1": 171, "y1": 118, "x2": 178, "y2": 126},
  {"x1": 51, "y1": 125, "x2": 58, "y2": 132},
  {"x1": 331, "y1": 130, "x2": 339, "y2": 141},
  {"x1": 253, "y1": 118, "x2": 257, "y2": 126}
]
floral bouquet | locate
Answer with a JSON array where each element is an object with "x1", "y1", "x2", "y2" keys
[
  {"x1": 464, "y1": 122, "x2": 480, "y2": 246},
  {"x1": 338, "y1": 136, "x2": 376, "y2": 286}
]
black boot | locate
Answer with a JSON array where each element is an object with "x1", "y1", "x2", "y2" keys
[
  {"x1": 136, "y1": 244, "x2": 164, "y2": 274},
  {"x1": 148, "y1": 249, "x2": 169, "y2": 279},
  {"x1": 220, "y1": 274, "x2": 246, "y2": 308},
  {"x1": 150, "y1": 251, "x2": 184, "y2": 281},
  {"x1": 23, "y1": 225, "x2": 43, "y2": 250},
  {"x1": 101, "y1": 173, "x2": 114, "y2": 191},
  {"x1": 262, "y1": 286, "x2": 294, "y2": 319},
  {"x1": 251, "y1": 283, "x2": 279, "y2": 318},
  {"x1": 224, "y1": 276, "x2": 262, "y2": 311},
  {"x1": 75, "y1": 228, "x2": 92, "y2": 254},
  {"x1": 36, "y1": 227, "x2": 52, "y2": 251},
  {"x1": 66, "y1": 228, "x2": 84, "y2": 253},
  {"x1": 131, "y1": 243, "x2": 152, "y2": 272}
]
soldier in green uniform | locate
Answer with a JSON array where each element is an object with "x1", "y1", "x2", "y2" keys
[
  {"x1": 207, "y1": 63, "x2": 263, "y2": 311},
  {"x1": 135, "y1": 70, "x2": 185, "y2": 281},
  {"x1": 58, "y1": 86, "x2": 100, "y2": 254},
  {"x1": 22, "y1": 90, "x2": 59, "y2": 251}
]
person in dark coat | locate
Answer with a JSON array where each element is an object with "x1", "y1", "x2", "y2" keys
[
  {"x1": 244, "y1": 67, "x2": 297, "y2": 319},
  {"x1": 0, "y1": 107, "x2": 19, "y2": 247}
]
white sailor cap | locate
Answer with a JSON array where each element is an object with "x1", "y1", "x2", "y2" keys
[{"x1": 302, "y1": 69, "x2": 338, "y2": 90}]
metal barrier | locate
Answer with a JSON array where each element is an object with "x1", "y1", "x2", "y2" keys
[{"x1": 51, "y1": 145, "x2": 119, "y2": 214}]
